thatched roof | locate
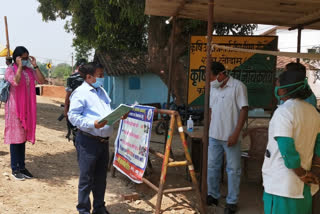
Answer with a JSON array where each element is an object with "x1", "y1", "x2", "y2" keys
[
  {"x1": 95, "y1": 51, "x2": 149, "y2": 76},
  {"x1": 277, "y1": 56, "x2": 317, "y2": 70}
]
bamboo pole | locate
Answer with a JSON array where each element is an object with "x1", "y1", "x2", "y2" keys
[
  {"x1": 149, "y1": 148, "x2": 174, "y2": 162},
  {"x1": 155, "y1": 114, "x2": 176, "y2": 214},
  {"x1": 4, "y1": 16, "x2": 10, "y2": 57},
  {"x1": 176, "y1": 114, "x2": 206, "y2": 214},
  {"x1": 167, "y1": 160, "x2": 188, "y2": 167},
  {"x1": 142, "y1": 178, "x2": 159, "y2": 192},
  {"x1": 163, "y1": 187, "x2": 193, "y2": 194}
]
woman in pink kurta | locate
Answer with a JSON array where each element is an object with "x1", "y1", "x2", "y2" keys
[{"x1": 4, "y1": 46, "x2": 46, "y2": 180}]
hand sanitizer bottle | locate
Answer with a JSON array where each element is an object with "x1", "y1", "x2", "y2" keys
[{"x1": 187, "y1": 115, "x2": 194, "y2": 132}]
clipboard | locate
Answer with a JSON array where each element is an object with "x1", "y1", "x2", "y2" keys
[{"x1": 98, "y1": 104, "x2": 133, "y2": 126}]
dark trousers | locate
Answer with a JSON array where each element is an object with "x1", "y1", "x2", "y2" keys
[
  {"x1": 75, "y1": 132, "x2": 109, "y2": 214},
  {"x1": 10, "y1": 142, "x2": 26, "y2": 171}
]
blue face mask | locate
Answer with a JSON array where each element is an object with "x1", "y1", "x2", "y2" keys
[
  {"x1": 22, "y1": 60, "x2": 29, "y2": 67},
  {"x1": 279, "y1": 100, "x2": 284, "y2": 105},
  {"x1": 92, "y1": 77, "x2": 104, "y2": 88}
]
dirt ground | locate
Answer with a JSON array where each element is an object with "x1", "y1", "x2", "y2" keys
[{"x1": 0, "y1": 96, "x2": 265, "y2": 214}]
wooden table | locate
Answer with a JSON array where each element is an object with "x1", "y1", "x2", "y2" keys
[{"x1": 184, "y1": 126, "x2": 204, "y2": 182}]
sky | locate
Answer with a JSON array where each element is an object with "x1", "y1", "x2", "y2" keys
[
  {"x1": 254, "y1": 25, "x2": 320, "y2": 53},
  {"x1": 1, "y1": 1, "x2": 320, "y2": 67},
  {"x1": 0, "y1": 0, "x2": 75, "y2": 66}
]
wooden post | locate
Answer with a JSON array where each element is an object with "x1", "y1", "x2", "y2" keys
[
  {"x1": 4, "y1": 16, "x2": 10, "y2": 57},
  {"x1": 297, "y1": 28, "x2": 302, "y2": 63},
  {"x1": 201, "y1": 0, "x2": 214, "y2": 206},
  {"x1": 166, "y1": 16, "x2": 176, "y2": 108},
  {"x1": 164, "y1": 17, "x2": 176, "y2": 154}
]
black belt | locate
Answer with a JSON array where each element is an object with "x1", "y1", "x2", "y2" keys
[{"x1": 78, "y1": 130, "x2": 109, "y2": 144}]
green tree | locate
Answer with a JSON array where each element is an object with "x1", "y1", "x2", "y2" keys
[
  {"x1": 52, "y1": 63, "x2": 72, "y2": 80},
  {"x1": 37, "y1": 0, "x2": 257, "y2": 103},
  {"x1": 37, "y1": 62, "x2": 49, "y2": 77}
]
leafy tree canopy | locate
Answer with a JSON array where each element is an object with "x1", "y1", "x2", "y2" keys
[
  {"x1": 37, "y1": 0, "x2": 257, "y2": 59},
  {"x1": 51, "y1": 63, "x2": 72, "y2": 79},
  {"x1": 37, "y1": 62, "x2": 49, "y2": 77}
]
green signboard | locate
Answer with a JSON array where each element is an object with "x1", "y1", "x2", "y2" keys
[{"x1": 188, "y1": 35, "x2": 278, "y2": 109}]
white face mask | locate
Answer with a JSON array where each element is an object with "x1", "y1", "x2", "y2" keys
[
  {"x1": 210, "y1": 79, "x2": 223, "y2": 88},
  {"x1": 210, "y1": 72, "x2": 227, "y2": 88}
]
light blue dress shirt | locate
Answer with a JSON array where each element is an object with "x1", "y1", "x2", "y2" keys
[{"x1": 68, "y1": 81, "x2": 113, "y2": 138}]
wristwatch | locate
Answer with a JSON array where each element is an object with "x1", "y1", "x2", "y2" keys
[{"x1": 33, "y1": 65, "x2": 39, "y2": 69}]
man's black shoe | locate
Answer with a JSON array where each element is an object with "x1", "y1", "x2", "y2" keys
[
  {"x1": 224, "y1": 203, "x2": 237, "y2": 214},
  {"x1": 92, "y1": 207, "x2": 110, "y2": 214},
  {"x1": 207, "y1": 195, "x2": 218, "y2": 206},
  {"x1": 20, "y1": 168, "x2": 34, "y2": 179},
  {"x1": 12, "y1": 170, "x2": 25, "y2": 181}
]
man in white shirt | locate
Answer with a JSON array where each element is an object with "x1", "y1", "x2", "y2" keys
[{"x1": 207, "y1": 62, "x2": 248, "y2": 214}]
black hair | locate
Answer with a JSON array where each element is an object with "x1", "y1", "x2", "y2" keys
[
  {"x1": 211, "y1": 62, "x2": 225, "y2": 76},
  {"x1": 75, "y1": 58, "x2": 87, "y2": 67},
  {"x1": 285, "y1": 62, "x2": 306, "y2": 75},
  {"x1": 78, "y1": 62, "x2": 96, "y2": 79},
  {"x1": 12, "y1": 46, "x2": 29, "y2": 63},
  {"x1": 278, "y1": 71, "x2": 312, "y2": 100},
  {"x1": 94, "y1": 62, "x2": 104, "y2": 69}
]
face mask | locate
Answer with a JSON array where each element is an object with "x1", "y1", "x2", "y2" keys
[
  {"x1": 92, "y1": 77, "x2": 104, "y2": 88},
  {"x1": 274, "y1": 78, "x2": 308, "y2": 102},
  {"x1": 22, "y1": 60, "x2": 29, "y2": 67},
  {"x1": 279, "y1": 100, "x2": 284, "y2": 105},
  {"x1": 211, "y1": 71, "x2": 228, "y2": 88},
  {"x1": 211, "y1": 79, "x2": 223, "y2": 88}
]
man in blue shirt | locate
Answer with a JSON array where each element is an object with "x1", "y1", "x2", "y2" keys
[{"x1": 68, "y1": 62, "x2": 112, "y2": 214}]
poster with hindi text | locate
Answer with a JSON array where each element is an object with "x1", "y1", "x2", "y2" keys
[
  {"x1": 113, "y1": 105, "x2": 154, "y2": 183},
  {"x1": 188, "y1": 35, "x2": 277, "y2": 109}
]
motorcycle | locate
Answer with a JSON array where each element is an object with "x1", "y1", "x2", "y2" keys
[{"x1": 155, "y1": 102, "x2": 204, "y2": 135}]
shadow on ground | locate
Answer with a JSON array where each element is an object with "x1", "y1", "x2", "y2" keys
[
  {"x1": 25, "y1": 148, "x2": 78, "y2": 186},
  {"x1": 0, "y1": 151, "x2": 9, "y2": 156},
  {"x1": 36, "y1": 102, "x2": 67, "y2": 132}
]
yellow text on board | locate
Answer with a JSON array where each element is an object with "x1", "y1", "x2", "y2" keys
[{"x1": 188, "y1": 36, "x2": 275, "y2": 105}]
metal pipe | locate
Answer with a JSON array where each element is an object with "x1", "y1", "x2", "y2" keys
[
  {"x1": 297, "y1": 28, "x2": 302, "y2": 63},
  {"x1": 201, "y1": 0, "x2": 214, "y2": 207}
]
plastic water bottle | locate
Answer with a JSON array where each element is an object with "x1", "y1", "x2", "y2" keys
[{"x1": 187, "y1": 115, "x2": 194, "y2": 132}]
